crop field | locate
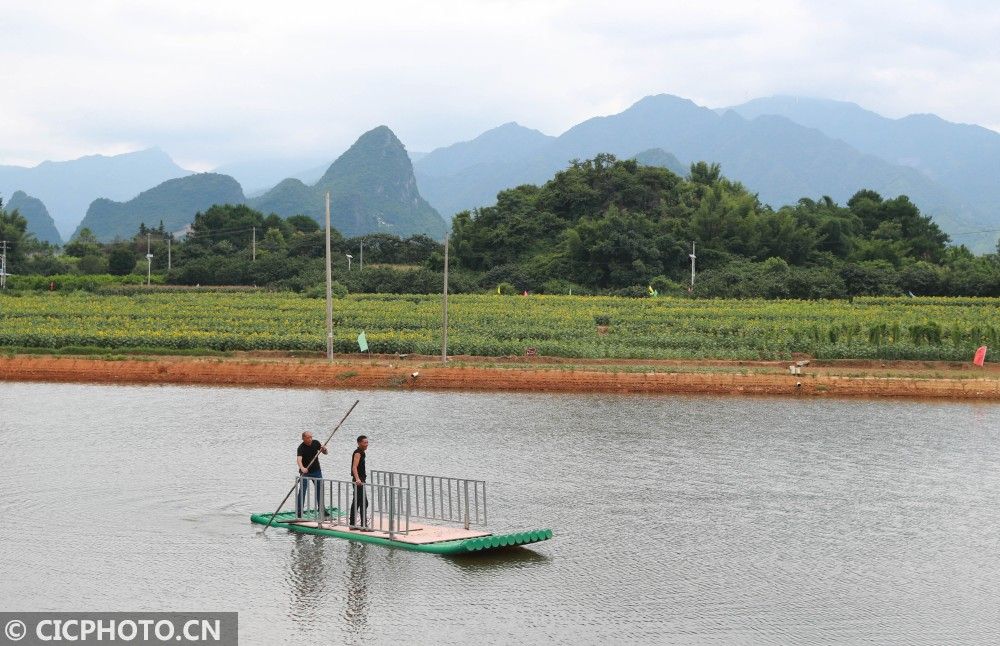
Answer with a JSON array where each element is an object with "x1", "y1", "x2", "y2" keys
[{"x1": 0, "y1": 292, "x2": 998, "y2": 361}]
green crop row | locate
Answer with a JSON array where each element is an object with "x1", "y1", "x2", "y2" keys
[{"x1": 0, "y1": 292, "x2": 997, "y2": 361}]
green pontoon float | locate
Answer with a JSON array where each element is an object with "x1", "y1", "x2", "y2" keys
[{"x1": 251, "y1": 469, "x2": 552, "y2": 555}]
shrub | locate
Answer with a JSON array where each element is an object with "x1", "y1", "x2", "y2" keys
[{"x1": 496, "y1": 282, "x2": 518, "y2": 295}]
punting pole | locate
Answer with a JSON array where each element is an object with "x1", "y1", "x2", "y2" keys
[{"x1": 261, "y1": 399, "x2": 360, "y2": 532}]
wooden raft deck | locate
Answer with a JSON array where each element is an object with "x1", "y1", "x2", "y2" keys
[{"x1": 282, "y1": 518, "x2": 491, "y2": 545}]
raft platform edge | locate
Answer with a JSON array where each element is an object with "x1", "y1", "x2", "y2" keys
[{"x1": 251, "y1": 509, "x2": 552, "y2": 554}]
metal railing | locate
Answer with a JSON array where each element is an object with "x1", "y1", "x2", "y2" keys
[
  {"x1": 295, "y1": 476, "x2": 410, "y2": 537},
  {"x1": 369, "y1": 470, "x2": 487, "y2": 530}
]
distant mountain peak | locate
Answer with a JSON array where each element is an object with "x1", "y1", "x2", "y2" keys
[
  {"x1": 34, "y1": 146, "x2": 177, "y2": 168},
  {"x1": 352, "y1": 125, "x2": 401, "y2": 148},
  {"x1": 249, "y1": 126, "x2": 445, "y2": 238},
  {"x1": 632, "y1": 148, "x2": 686, "y2": 176},
  {"x1": 319, "y1": 125, "x2": 412, "y2": 184},
  {"x1": 413, "y1": 120, "x2": 554, "y2": 182},
  {"x1": 626, "y1": 93, "x2": 704, "y2": 114},
  {"x1": 6, "y1": 190, "x2": 62, "y2": 244}
]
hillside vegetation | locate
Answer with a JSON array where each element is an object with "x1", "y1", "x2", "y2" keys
[
  {"x1": 451, "y1": 155, "x2": 1000, "y2": 297},
  {"x1": 4, "y1": 155, "x2": 1000, "y2": 298},
  {"x1": 76, "y1": 173, "x2": 245, "y2": 241}
]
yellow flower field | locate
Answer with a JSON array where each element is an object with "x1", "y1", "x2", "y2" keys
[{"x1": 1, "y1": 292, "x2": 998, "y2": 360}]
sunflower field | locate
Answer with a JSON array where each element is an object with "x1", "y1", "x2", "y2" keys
[{"x1": 0, "y1": 292, "x2": 997, "y2": 361}]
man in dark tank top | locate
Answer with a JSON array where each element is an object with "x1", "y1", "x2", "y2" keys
[{"x1": 350, "y1": 435, "x2": 369, "y2": 527}]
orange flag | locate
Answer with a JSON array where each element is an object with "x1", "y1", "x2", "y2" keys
[{"x1": 973, "y1": 346, "x2": 987, "y2": 366}]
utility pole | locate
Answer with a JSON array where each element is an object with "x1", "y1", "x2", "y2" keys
[
  {"x1": 252, "y1": 227, "x2": 256, "y2": 261},
  {"x1": 359, "y1": 238, "x2": 363, "y2": 271},
  {"x1": 0, "y1": 240, "x2": 7, "y2": 290},
  {"x1": 441, "y1": 235, "x2": 449, "y2": 364},
  {"x1": 324, "y1": 192, "x2": 334, "y2": 362},
  {"x1": 689, "y1": 241, "x2": 697, "y2": 292},
  {"x1": 167, "y1": 235, "x2": 172, "y2": 271},
  {"x1": 145, "y1": 232, "x2": 153, "y2": 286}
]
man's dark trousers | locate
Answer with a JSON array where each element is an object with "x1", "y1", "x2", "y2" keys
[
  {"x1": 296, "y1": 469, "x2": 323, "y2": 516},
  {"x1": 350, "y1": 484, "x2": 368, "y2": 526}
]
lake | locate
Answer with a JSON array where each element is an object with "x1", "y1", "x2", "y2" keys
[{"x1": 1, "y1": 383, "x2": 999, "y2": 644}]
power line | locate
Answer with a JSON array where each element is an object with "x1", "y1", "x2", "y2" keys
[
  {"x1": 949, "y1": 228, "x2": 1000, "y2": 238},
  {"x1": 183, "y1": 226, "x2": 259, "y2": 238}
]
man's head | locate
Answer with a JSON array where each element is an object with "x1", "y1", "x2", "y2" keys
[
  {"x1": 302, "y1": 431, "x2": 313, "y2": 444},
  {"x1": 357, "y1": 435, "x2": 368, "y2": 451}
]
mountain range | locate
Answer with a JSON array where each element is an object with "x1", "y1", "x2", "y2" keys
[
  {"x1": 11, "y1": 126, "x2": 446, "y2": 242},
  {"x1": 0, "y1": 148, "x2": 191, "y2": 240},
  {"x1": 413, "y1": 94, "x2": 997, "y2": 251},
  {"x1": 4, "y1": 93, "x2": 1000, "y2": 251},
  {"x1": 725, "y1": 96, "x2": 1000, "y2": 250}
]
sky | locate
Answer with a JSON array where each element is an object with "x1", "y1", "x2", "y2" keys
[{"x1": 2, "y1": 0, "x2": 999, "y2": 170}]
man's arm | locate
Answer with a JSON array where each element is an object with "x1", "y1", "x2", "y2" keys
[
  {"x1": 297, "y1": 455, "x2": 306, "y2": 474},
  {"x1": 352, "y1": 453, "x2": 361, "y2": 484}
]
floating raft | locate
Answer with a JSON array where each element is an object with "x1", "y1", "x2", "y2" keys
[{"x1": 251, "y1": 508, "x2": 553, "y2": 555}]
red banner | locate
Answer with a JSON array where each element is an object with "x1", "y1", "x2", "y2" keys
[{"x1": 973, "y1": 346, "x2": 987, "y2": 366}]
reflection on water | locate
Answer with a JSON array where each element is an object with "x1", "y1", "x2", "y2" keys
[
  {"x1": 342, "y1": 541, "x2": 369, "y2": 633},
  {"x1": 443, "y1": 547, "x2": 553, "y2": 573},
  {"x1": 286, "y1": 534, "x2": 333, "y2": 623},
  {"x1": 1, "y1": 382, "x2": 1000, "y2": 645}
]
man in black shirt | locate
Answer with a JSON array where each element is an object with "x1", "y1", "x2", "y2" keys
[
  {"x1": 349, "y1": 435, "x2": 369, "y2": 527},
  {"x1": 296, "y1": 431, "x2": 328, "y2": 517}
]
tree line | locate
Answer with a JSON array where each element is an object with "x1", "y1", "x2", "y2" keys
[
  {"x1": 3, "y1": 155, "x2": 1000, "y2": 298},
  {"x1": 450, "y1": 155, "x2": 1000, "y2": 297}
]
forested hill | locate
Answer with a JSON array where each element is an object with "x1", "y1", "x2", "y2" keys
[
  {"x1": 250, "y1": 126, "x2": 447, "y2": 239},
  {"x1": 76, "y1": 173, "x2": 245, "y2": 241},
  {"x1": 451, "y1": 154, "x2": 997, "y2": 297}
]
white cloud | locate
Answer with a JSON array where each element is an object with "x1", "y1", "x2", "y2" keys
[{"x1": 1, "y1": 0, "x2": 999, "y2": 167}]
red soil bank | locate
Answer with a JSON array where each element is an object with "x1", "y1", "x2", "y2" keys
[{"x1": 2, "y1": 355, "x2": 999, "y2": 400}]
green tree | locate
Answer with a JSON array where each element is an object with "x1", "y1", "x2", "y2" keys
[
  {"x1": 261, "y1": 227, "x2": 287, "y2": 253},
  {"x1": 185, "y1": 204, "x2": 266, "y2": 253},
  {"x1": 286, "y1": 215, "x2": 320, "y2": 233},
  {"x1": 78, "y1": 254, "x2": 109, "y2": 274},
  {"x1": 64, "y1": 228, "x2": 102, "y2": 258},
  {"x1": 108, "y1": 245, "x2": 138, "y2": 276},
  {"x1": 0, "y1": 198, "x2": 30, "y2": 266}
]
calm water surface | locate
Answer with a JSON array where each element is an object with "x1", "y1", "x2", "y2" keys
[{"x1": 1, "y1": 383, "x2": 999, "y2": 644}]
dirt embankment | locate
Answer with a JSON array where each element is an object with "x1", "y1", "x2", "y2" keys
[{"x1": 2, "y1": 355, "x2": 999, "y2": 400}]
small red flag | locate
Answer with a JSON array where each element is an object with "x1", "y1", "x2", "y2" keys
[{"x1": 973, "y1": 346, "x2": 987, "y2": 366}]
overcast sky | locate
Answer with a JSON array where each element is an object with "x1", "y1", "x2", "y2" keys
[{"x1": 2, "y1": 0, "x2": 999, "y2": 169}]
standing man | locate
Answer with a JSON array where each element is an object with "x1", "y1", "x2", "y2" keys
[
  {"x1": 349, "y1": 435, "x2": 369, "y2": 527},
  {"x1": 296, "y1": 431, "x2": 328, "y2": 517}
]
